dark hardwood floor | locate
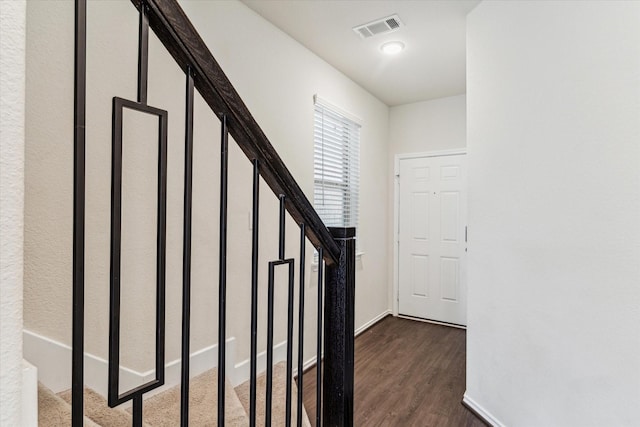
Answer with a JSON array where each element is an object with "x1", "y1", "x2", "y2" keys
[{"x1": 301, "y1": 316, "x2": 485, "y2": 426}]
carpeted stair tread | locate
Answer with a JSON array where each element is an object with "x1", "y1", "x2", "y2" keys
[
  {"x1": 38, "y1": 382, "x2": 100, "y2": 427},
  {"x1": 235, "y1": 361, "x2": 311, "y2": 427},
  {"x1": 59, "y1": 386, "x2": 149, "y2": 427},
  {"x1": 133, "y1": 368, "x2": 249, "y2": 426}
]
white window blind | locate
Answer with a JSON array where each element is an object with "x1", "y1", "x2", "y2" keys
[{"x1": 313, "y1": 98, "x2": 360, "y2": 233}]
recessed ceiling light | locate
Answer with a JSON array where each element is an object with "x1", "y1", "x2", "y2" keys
[{"x1": 380, "y1": 41, "x2": 405, "y2": 55}]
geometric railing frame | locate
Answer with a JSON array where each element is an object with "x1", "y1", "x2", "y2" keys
[
  {"x1": 69, "y1": 0, "x2": 357, "y2": 425},
  {"x1": 265, "y1": 258, "x2": 295, "y2": 424},
  {"x1": 108, "y1": 96, "x2": 168, "y2": 407}
]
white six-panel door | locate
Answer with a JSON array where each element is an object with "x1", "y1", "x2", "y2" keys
[{"x1": 398, "y1": 154, "x2": 467, "y2": 326}]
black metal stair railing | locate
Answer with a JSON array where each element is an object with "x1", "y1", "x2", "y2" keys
[{"x1": 71, "y1": 0, "x2": 356, "y2": 426}]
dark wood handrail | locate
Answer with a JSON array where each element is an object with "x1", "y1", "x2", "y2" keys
[{"x1": 131, "y1": 0, "x2": 340, "y2": 265}]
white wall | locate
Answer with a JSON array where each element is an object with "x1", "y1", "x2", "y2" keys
[
  {"x1": 0, "y1": 1, "x2": 26, "y2": 425},
  {"x1": 180, "y1": 1, "x2": 391, "y2": 352},
  {"x1": 389, "y1": 94, "x2": 466, "y2": 155},
  {"x1": 466, "y1": 1, "x2": 640, "y2": 426},
  {"x1": 24, "y1": 0, "x2": 389, "y2": 380}
]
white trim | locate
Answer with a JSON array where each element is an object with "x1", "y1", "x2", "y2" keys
[
  {"x1": 313, "y1": 94, "x2": 363, "y2": 125},
  {"x1": 355, "y1": 310, "x2": 391, "y2": 336},
  {"x1": 23, "y1": 329, "x2": 235, "y2": 398},
  {"x1": 397, "y1": 315, "x2": 466, "y2": 330},
  {"x1": 153, "y1": 339, "x2": 237, "y2": 399},
  {"x1": 22, "y1": 360, "x2": 38, "y2": 427},
  {"x1": 393, "y1": 159, "x2": 401, "y2": 316},
  {"x1": 462, "y1": 393, "x2": 505, "y2": 427},
  {"x1": 393, "y1": 150, "x2": 467, "y2": 318},
  {"x1": 300, "y1": 355, "x2": 320, "y2": 374},
  {"x1": 295, "y1": 309, "x2": 391, "y2": 377},
  {"x1": 24, "y1": 309, "x2": 394, "y2": 398},
  {"x1": 396, "y1": 148, "x2": 467, "y2": 161},
  {"x1": 232, "y1": 340, "x2": 288, "y2": 387}
]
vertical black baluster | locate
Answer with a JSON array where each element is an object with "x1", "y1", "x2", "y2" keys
[
  {"x1": 154, "y1": 100, "x2": 168, "y2": 408},
  {"x1": 137, "y1": 0, "x2": 149, "y2": 105},
  {"x1": 249, "y1": 160, "x2": 260, "y2": 427},
  {"x1": 132, "y1": 395, "x2": 143, "y2": 427},
  {"x1": 72, "y1": 0, "x2": 87, "y2": 425},
  {"x1": 180, "y1": 68, "x2": 195, "y2": 427},
  {"x1": 266, "y1": 263, "x2": 276, "y2": 427},
  {"x1": 279, "y1": 194, "x2": 286, "y2": 260},
  {"x1": 108, "y1": 98, "x2": 123, "y2": 409},
  {"x1": 315, "y1": 247, "x2": 323, "y2": 427},
  {"x1": 217, "y1": 114, "x2": 229, "y2": 426},
  {"x1": 136, "y1": 7, "x2": 151, "y2": 426},
  {"x1": 296, "y1": 225, "x2": 306, "y2": 427},
  {"x1": 286, "y1": 256, "x2": 295, "y2": 427}
]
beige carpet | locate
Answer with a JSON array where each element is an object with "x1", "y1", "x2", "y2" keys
[
  {"x1": 132, "y1": 368, "x2": 249, "y2": 426},
  {"x1": 235, "y1": 361, "x2": 311, "y2": 427},
  {"x1": 38, "y1": 382, "x2": 100, "y2": 427},
  {"x1": 59, "y1": 386, "x2": 149, "y2": 427},
  {"x1": 39, "y1": 364, "x2": 309, "y2": 426}
]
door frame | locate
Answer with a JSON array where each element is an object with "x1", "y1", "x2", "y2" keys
[{"x1": 392, "y1": 148, "x2": 467, "y2": 318}]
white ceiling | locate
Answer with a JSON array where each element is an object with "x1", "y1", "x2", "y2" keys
[{"x1": 241, "y1": 0, "x2": 480, "y2": 106}]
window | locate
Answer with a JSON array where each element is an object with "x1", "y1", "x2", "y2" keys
[{"x1": 313, "y1": 96, "x2": 360, "y2": 238}]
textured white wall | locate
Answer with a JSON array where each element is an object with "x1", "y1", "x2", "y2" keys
[
  {"x1": 24, "y1": 0, "x2": 389, "y2": 375},
  {"x1": 0, "y1": 1, "x2": 26, "y2": 425},
  {"x1": 466, "y1": 1, "x2": 640, "y2": 425},
  {"x1": 389, "y1": 94, "x2": 466, "y2": 155}
]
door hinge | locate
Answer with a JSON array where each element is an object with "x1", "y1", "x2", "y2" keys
[{"x1": 465, "y1": 226, "x2": 468, "y2": 252}]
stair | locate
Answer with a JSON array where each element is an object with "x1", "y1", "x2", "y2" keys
[
  {"x1": 235, "y1": 362, "x2": 311, "y2": 427},
  {"x1": 37, "y1": 383, "x2": 99, "y2": 427},
  {"x1": 131, "y1": 368, "x2": 249, "y2": 426},
  {"x1": 38, "y1": 364, "x2": 310, "y2": 426},
  {"x1": 58, "y1": 387, "x2": 151, "y2": 427}
]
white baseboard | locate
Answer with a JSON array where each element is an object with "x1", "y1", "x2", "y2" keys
[
  {"x1": 145, "y1": 338, "x2": 236, "y2": 399},
  {"x1": 462, "y1": 392, "x2": 505, "y2": 427},
  {"x1": 22, "y1": 359, "x2": 38, "y2": 427},
  {"x1": 397, "y1": 314, "x2": 466, "y2": 330},
  {"x1": 289, "y1": 309, "x2": 394, "y2": 377},
  {"x1": 232, "y1": 340, "x2": 288, "y2": 387},
  {"x1": 301, "y1": 354, "x2": 319, "y2": 373},
  {"x1": 25, "y1": 310, "x2": 393, "y2": 399},
  {"x1": 23, "y1": 329, "x2": 235, "y2": 399},
  {"x1": 355, "y1": 309, "x2": 391, "y2": 336}
]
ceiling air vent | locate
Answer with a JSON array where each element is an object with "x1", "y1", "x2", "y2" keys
[{"x1": 353, "y1": 14, "x2": 404, "y2": 39}]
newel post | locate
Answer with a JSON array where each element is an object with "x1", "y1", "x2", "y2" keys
[{"x1": 323, "y1": 227, "x2": 356, "y2": 427}]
